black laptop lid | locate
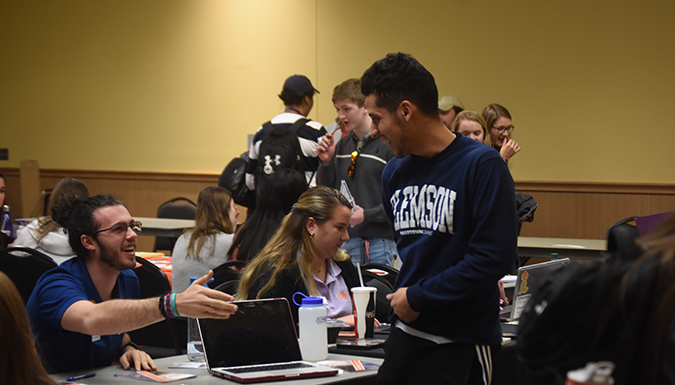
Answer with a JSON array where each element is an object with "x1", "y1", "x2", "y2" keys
[{"x1": 198, "y1": 298, "x2": 302, "y2": 368}]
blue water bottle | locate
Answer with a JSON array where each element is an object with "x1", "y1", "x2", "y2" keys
[{"x1": 187, "y1": 277, "x2": 214, "y2": 361}]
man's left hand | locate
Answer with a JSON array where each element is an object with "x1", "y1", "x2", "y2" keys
[
  {"x1": 387, "y1": 287, "x2": 419, "y2": 323},
  {"x1": 120, "y1": 348, "x2": 156, "y2": 371},
  {"x1": 350, "y1": 205, "x2": 364, "y2": 227}
]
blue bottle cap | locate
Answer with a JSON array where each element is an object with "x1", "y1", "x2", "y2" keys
[{"x1": 301, "y1": 296, "x2": 323, "y2": 306}]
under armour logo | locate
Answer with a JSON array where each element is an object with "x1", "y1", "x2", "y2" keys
[{"x1": 263, "y1": 155, "x2": 281, "y2": 175}]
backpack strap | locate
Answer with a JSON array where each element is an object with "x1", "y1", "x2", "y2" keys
[
  {"x1": 261, "y1": 118, "x2": 310, "y2": 139},
  {"x1": 260, "y1": 118, "x2": 313, "y2": 183}
]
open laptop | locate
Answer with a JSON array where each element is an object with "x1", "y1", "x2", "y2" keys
[
  {"x1": 501, "y1": 258, "x2": 570, "y2": 322},
  {"x1": 197, "y1": 298, "x2": 338, "y2": 383}
]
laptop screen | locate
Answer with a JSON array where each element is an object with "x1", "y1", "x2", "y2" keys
[
  {"x1": 510, "y1": 258, "x2": 570, "y2": 320},
  {"x1": 198, "y1": 299, "x2": 302, "y2": 368}
]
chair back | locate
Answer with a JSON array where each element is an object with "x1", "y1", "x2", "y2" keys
[
  {"x1": 214, "y1": 280, "x2": 239, "y2": 295},
  {"x1": 360, "y1": 263, "x2": 398, "y2": 288},
  {"x1": 209, "y1": 260, "x2": 246, "y2": 289},
  {"x1": 154, "y1": 197, "x2": 197, "y2": 252},
  {"x1": 606, "y1": 216, "x2": 642, "y2": 261},
  {"x1": 361, "y1": 270, "x2": 393, "y2": 320},
  {"x1": 0, "y1": 246, "x2": 57, "y2": 304},
  {"x1": 129, "y1": 256, "x2": 182, "y2": 355}
]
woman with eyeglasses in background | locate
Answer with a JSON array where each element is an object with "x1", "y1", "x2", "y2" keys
[
  {"x1": 171, "y1": 186, "x2": 239, "y2": 292},
  {"x1": 482, "y1": 104, "x2": 521, "y2": 162}
]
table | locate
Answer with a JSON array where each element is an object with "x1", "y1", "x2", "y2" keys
[
  {"x1": 51, "y1": 354, "x2": 381, "y2": 384},
  {"x1": 135, "y1": 217, "x2": 195, "y2": 238},
  {"x1": 518, "y1": 236, "x2": 606, "y2": 260}
]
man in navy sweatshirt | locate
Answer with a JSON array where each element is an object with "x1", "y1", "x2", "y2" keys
[{"x1": 361, "y1": 53, "x2": 517, "y2": 384}]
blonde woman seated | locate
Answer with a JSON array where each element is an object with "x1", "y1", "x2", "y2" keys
[
  {"x1": 172, "y1": 187, "x2": 239, "y2": 292},
  {"x1": 15, "y1": 178, "x2": 89, "y2": 264},
  {"x1": 238, "y1": 186, "x2": 387, "y2": 326}
]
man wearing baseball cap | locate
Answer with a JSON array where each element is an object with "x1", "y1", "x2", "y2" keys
[
  {"x1": 245, "y1": 75, "x2": 327, "y2": 194},
  {"x1": 438, "y1": 95, "x2": 464, "y2": 129}
]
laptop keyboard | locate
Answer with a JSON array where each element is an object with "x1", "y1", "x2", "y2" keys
[{"x1": 225, "y1": 362, "x2": 314, "y2": 374}]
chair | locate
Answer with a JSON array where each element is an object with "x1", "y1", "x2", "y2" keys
[
  {"x1": 214, "y1": 280, "x2": 239, "y2": 295},
  {"x1": 153, "y1": 197, "x2": 197, "y2": 252},
  {"x1": 361, "y1": 270, "x2": 393, "y2": 321},
  {"x1": 209, "y1": 260, "x2": 246, "y2": 289},
  {"x1": 360, "y1": 263, "x2": 398, "y2": 288},
  {"x1": 606, "y1": 216, "x2": 642, "y2": 261},
  {"x1": 0, "y1": 246, "x2": 57, "y2": 304},
  {"x1": 129, "y1": 256, "x2": 183, "y2": 356}
]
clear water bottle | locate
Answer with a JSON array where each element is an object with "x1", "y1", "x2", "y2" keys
[
  {"x1": 296, "y1": 295, "x2": 327, "y2": 361},
  {"x1": 187, "y1": 277, "x2": 213, "y2": 362},
  {"x1": 1, "y1": 205, "x2": 14, "y2": 238}
]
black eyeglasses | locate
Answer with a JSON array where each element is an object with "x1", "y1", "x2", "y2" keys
[
  {"x1": 348, "y1": 150, "x2": 359, "y2": 177},
  {"x1": 96, "y1": 220, "x2": 142, "y2": 236},
  {"x1": 492, "y1": 124, "x2": 515, "y2": 134}
]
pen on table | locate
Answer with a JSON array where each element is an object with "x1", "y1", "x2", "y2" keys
[{"x1": 65, "y1": 373, "x2": 96, "y2": 381}]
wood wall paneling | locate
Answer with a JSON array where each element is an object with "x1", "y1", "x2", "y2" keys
[
  {"x1": 516, "y1": 181, "x2": 675, "y2": 239},
  {"x1": 2, "y1": 168, "x2": 674, "y2": 252}
]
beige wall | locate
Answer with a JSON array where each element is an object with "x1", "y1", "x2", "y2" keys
[{"x1": 2, "y1": 0, "x2": 675, "y2": 183}]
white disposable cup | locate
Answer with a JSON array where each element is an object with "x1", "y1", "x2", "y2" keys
[{"x1": 351, "y1": 286, "x2": 377, "y2": 340}]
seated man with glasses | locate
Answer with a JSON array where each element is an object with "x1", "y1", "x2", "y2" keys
[
  {"x1": 316, "y1": 78, "x2": 397, "y2": 267},
  {"x1": 27, "y1": 194, "x2": 238, "y2": 374}
]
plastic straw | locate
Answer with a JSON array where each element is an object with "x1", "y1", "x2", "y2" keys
[{"x1": 356, "y1": 262, "x2": 365, "y2": 287}]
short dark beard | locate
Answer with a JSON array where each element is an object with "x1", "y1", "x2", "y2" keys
[{"x1": 97, "y1": 238, "x2": 135, "y2": 271}]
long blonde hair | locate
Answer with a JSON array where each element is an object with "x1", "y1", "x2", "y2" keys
[
  {"x1": 186, "y1": 187, "x2": 236, "y2": 261},
  {"x1": 237, "y1": 186, "x2": 352, "y2": 299},
  {"x1": 0, "y1": 272, "x2": 57, "y2": 384}
]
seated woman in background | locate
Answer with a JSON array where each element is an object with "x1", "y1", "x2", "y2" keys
[
  {"x1": 227, "y1": 169, "x2": 308, "y2": 262},
  {"x1": 482, "y1": 103, "x2": 521, "y2": 161},
  {"x1": 0, "y1": 271, "x2": 58, "y2": 385},
  {"x1": 451, "y1": 110, "x2": 487, "y2": 143},
  {"x1": 15, "y1": 177, "x2": 89, "y2": 264},
  {"x1": 172, "y1": 186, "x2": 239, "y2": 292},
  {"x1": 237, "y1": 186, "x2": 386, "y2": 325}
]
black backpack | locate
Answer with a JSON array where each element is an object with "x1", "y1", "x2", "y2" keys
[
  {"x1": 517, "y1": 256, "x2": 658, "y2": 384},
  {"x1": 218, "y1": 152, "x2": 256, "y2": 208},
  {"x1": 255, "y1": 118, "x2": 308, "y2": 191}
]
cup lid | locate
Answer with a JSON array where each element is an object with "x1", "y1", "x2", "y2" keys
[{"x1": 351, "y1": 286, "x2": 377, "y2": 293}]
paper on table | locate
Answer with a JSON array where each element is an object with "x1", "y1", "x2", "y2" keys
[
  {"x1": 318, "y1": 360, "x2": 380, "y2": 372},
  {"x1": 114, "y1": 370, "x2": 197, "y2": 383}
]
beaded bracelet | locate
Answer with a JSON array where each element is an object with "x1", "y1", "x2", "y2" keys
[
  {"x1": 164, "y1": 293, "x2": 174, "y2": 318},
  {"x1": 170, "y1": 293, "x2": 179, "y2": 317},
  {"x1": 158, "y1": 294, "x2": 169, "y2": 319}
]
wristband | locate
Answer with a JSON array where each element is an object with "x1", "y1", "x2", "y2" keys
[
  {"x1": 158, "y1": 295, "x2": 169, "y2": 319},
  {"x1": 122, "y1": 341, "x2": 139, "y2": 351},
  {"x1": 170, "y1": 293, "x2": 179, "y2": 317},
  {"x1": 120, "y1": 341, "x2": 139, "y2": 356},
  {"x1": 164, "y1": 293, "x2": 174, "y2": 318}
]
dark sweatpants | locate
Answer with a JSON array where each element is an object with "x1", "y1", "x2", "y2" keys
[{"x1": 377, "y1": 326, "x2": 501, "y2": 385}]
